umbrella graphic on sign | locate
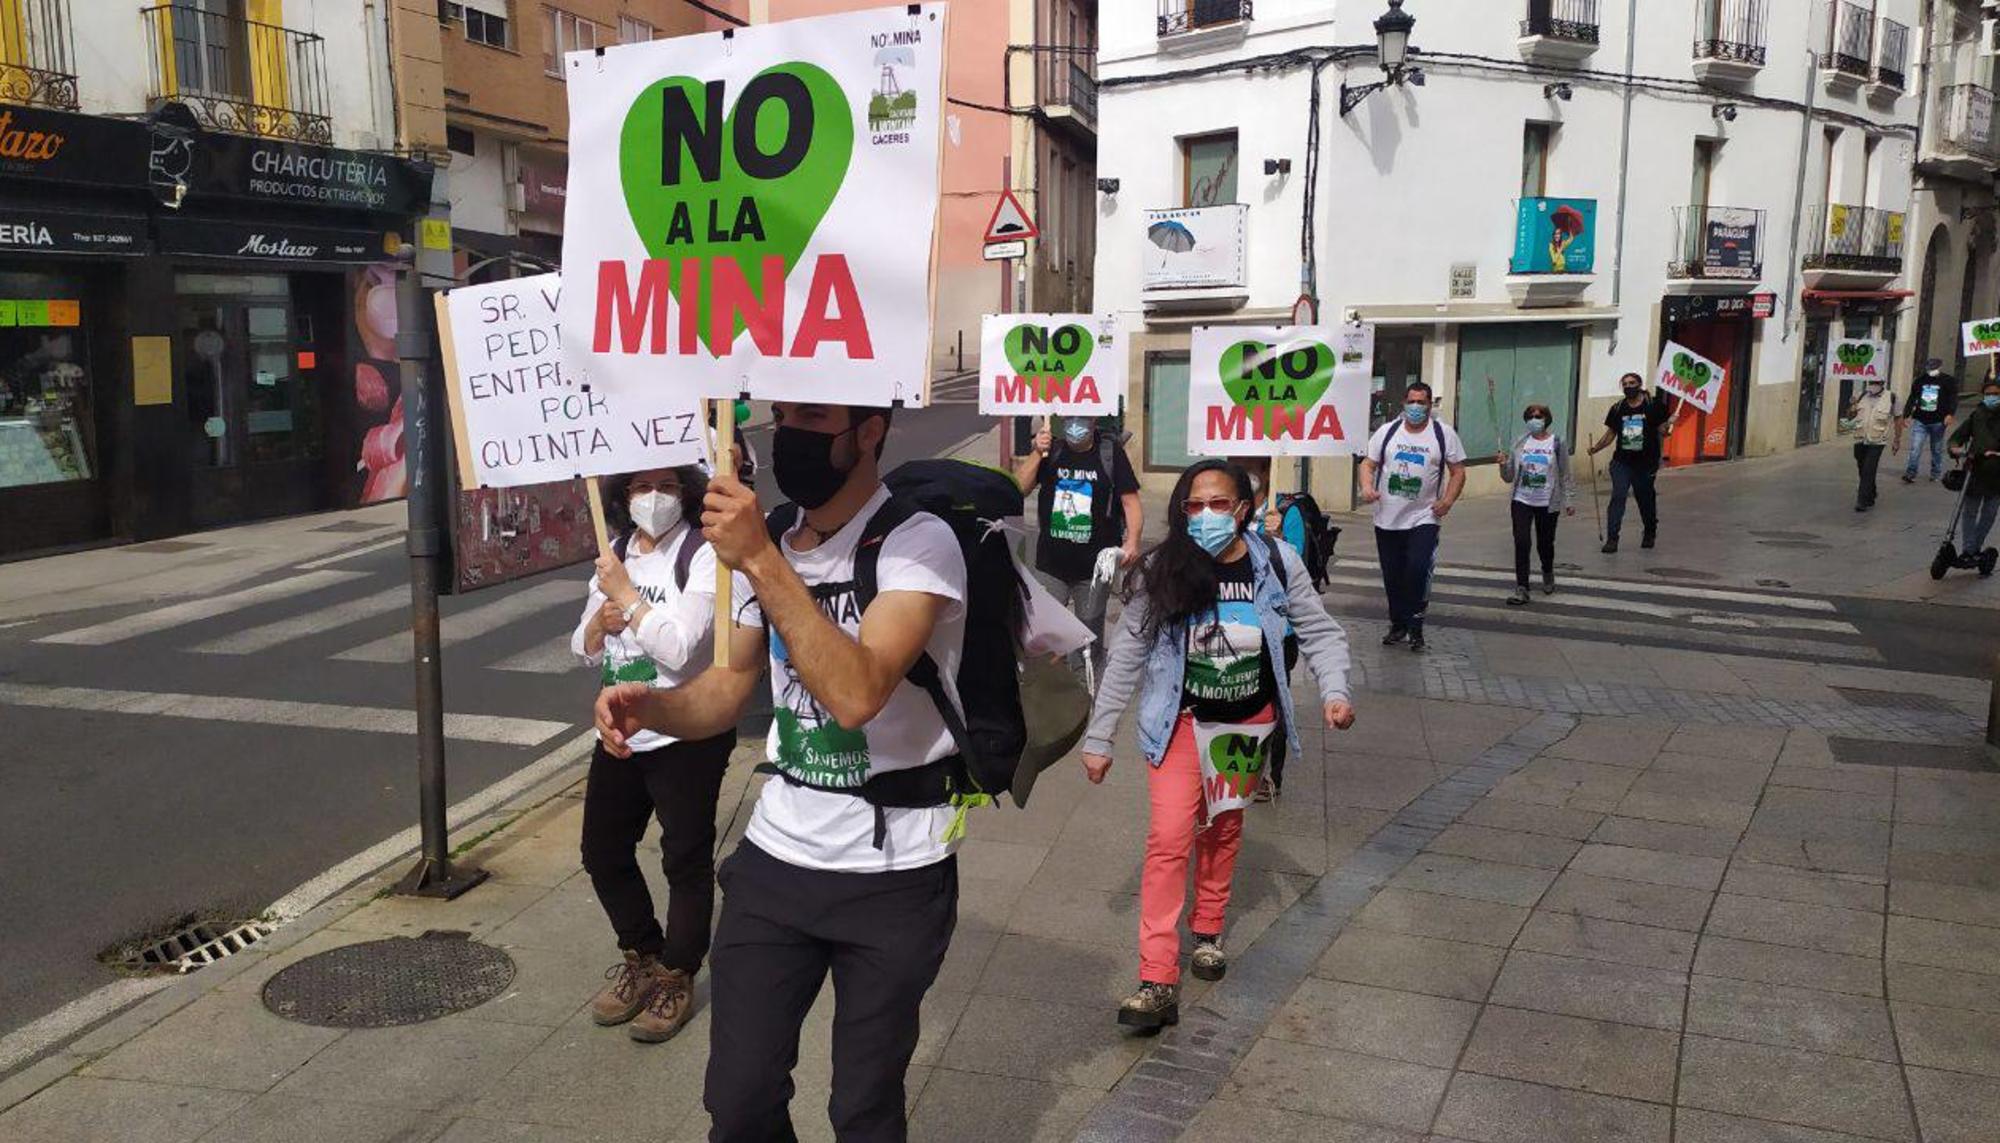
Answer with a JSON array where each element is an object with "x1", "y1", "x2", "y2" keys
[{"x1": 1148, "y1": 220, "x2": 1196, "y2": 252}]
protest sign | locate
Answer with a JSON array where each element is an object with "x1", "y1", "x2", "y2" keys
[
  {"x1": 978, "y1": 314, "x2": 1124, "y2": 416},
  {"x1": 1187, "y1": 324, "x2": 1372, "y2": 456},
  {"x1": 1193, "y1": 719, "x2": 1274, "y2": 820},
  {"x1": 1826, "y1": 338, "x2": 1889, "y2": 388},
  {"x1": 1654, "y1": 339, "x2": 1724, "y2": 414},
  {"x1": 1964, "y1": 318, "x2": 2000, "y2": 356},
  {"x1": 438, "y1": 274, "x2": 707, "y2": 492},
  {"x1": 559, "y1": 5, "x2": 947, "y2": 408}
]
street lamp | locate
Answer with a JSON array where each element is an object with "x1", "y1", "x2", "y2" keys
[{"x1": 1341, "y1": 1, "x2": 1422, "y2": 116}]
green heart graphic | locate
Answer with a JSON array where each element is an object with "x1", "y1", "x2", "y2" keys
[
  {"x1": 1220, "y1": 340, "x2": 1334, "y2": 415},
  {"x1": 1670, "y1": 352, "x2": 1714, "y2": 391},
  {"x1": 619, "y1": 63, "x2": 854, "y2": 354},
  {"x1": 1976, "y1": 322, "x2": 2000, "y2": 342},
  {"x1": 1207, "y1": 732, "x2": 1267, "y2": 796},
  {"x1": 1838, "y1": 343, "x2": 1876, "y2": 367},
  {"x1": 1003, "y1": 323, "x2": 1093, "y2": 400}
]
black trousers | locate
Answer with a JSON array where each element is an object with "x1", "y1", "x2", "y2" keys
[
  {"x1": 1269, "y1": 635, "x2": 1300, "y2": 789},
  {"x1": 1854, "y1": 442, "x2": 1885, "y2": 506},
  {"x1": 1374, "y1": 524, "x2": 1441, "y2": 630},
  {"x1": 1606, "y1": 458, "x2": 1658, "y2": 541},
  {"x1": 579, "y1": 734, "x2": 734, "y2": 973},
  {"x1": 705, "y1": 841, "x2": 958, "y2": 1143},
  {"x1": 1511, "y1": 500, "x2": 1559, "y2": 587}
]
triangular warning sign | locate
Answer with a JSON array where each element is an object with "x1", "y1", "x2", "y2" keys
[{"x1": 984, "y1": 189, "x2": 1038, "y2": 243}]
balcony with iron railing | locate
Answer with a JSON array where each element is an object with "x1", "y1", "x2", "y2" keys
[
  {"x1": 1692, "y1": 0, "x2": 1768, "y2": 85},
  {"x1": 1874, "y1": 18, "x2": 1909, "y2": 94},
  {"x1": 1668, "y1": 205, "x2": 1765, "y2": 287},
  {"x1": 1029, "y1": 46, "x2": 1095, "y2": 143},
  {"x1": 0, "y1": 0, "x2": 76, "y2": 110},
  {"x1": 143, "y1": 4, "x2": 331, "y2": 144},
  {"x1": 1801, "y1": 203, "x2": 1906, "y2": 288},
  {"x1": 1157, "y1": 0, "x2": 1251, "y2": 40},
  {"x1": 1518, "y1": 0, "x2": 1600, "y2": 66},
  {"x1": 1931, "y1": 83, "x2": 2000, "y2": 174},
  {"x1": 1820, "y1": 0, "x2": 1874, "y2": 89}
]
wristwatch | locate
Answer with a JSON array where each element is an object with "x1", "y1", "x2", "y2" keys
[{"x1": 621, "y1": 600, "x2": 643, "y2": 624}]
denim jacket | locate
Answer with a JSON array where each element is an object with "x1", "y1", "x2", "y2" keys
[{"x1": 1084, "y1": 537, "x2": 1351, "y2": 766}]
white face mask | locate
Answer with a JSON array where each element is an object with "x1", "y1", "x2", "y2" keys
[{"x1": 629, "y1": 490, "x2": 681, "y2": 539}]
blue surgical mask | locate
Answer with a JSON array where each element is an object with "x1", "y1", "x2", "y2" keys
[
  {"x1": 1525, "y1": 417, "x2": 1547, "y2": 434},
  {"x1": 1403, "y1": 403, "x2": 1429, "y2": 425},
  {"x1": 1063, "y1": 421, "x2": 1092, "y2": 446},
  {"x1": 1984, "y1": 395, "x2": 1999, "y2": 410},
  {"x1": 1188, "y1": 509, "x2": 1239, "y2": 556}
]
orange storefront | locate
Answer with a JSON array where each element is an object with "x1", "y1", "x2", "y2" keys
[{"x1": 1658, "y1": 293, "x2": 1767, "y2": 466}]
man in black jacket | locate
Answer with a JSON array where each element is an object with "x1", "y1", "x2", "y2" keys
[{"x1": 1902, "y1": 358, "x2": 1959, "y2": 483}]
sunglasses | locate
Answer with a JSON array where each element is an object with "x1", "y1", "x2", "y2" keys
[{"x1": 1181, "y1": 496, "x2": 1243, "y2": 517}]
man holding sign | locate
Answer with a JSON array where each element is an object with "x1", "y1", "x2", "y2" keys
[
  {"x1": 596, "y1": 402, "x2": 965, "y2": 1141},
  {"x1": 1589, "y1": 371, "x2": 1682, "y2": 554}
]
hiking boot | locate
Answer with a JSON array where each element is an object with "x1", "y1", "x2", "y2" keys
[
  {"x1": 1601, "y1": 538, "x2": 1619, "y2": 554},
  {"x1": 1117, "y1": 982, "x2": 1180, "y2": 1030},
  {"x1": 628, "y1": 967, "x2": 695, "y2": 1043},
  {"x1": 1191, "y1": 933, "x2": 1228, "y2": 981},
  {"x1": 590, "y1": 952, "x2": 663, "y2": 1027},
  {"x1": 1541, "y1": 574, "x2": 1557, "y2": 596},
  {"x1": 1381, "y1": 626, "x2": 1409, "y2": 646},
  {"x1": 1507, "y1": 585, "x2": 1531, "y2": 606},
  {"x1": 1641, "y1": 530, "x2": 1657, "y2": 550}
]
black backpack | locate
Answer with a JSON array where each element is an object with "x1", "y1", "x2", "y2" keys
[
  {"x1": 1273, "y1": 492, "x2": 1340, "y2": 591},
  {"x1": 763, "y1": 460, "x2": 1085, "y2": 828}
]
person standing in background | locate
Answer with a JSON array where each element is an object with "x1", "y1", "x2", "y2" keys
[
  {"x1": 1587, "y1": 373, "x2": 1679, "y2": 554},
  {"x1": 1496, "y1": 404, "x2": 1575, "y2": 604},
  {"x1": 1848, "y1": 377, "x2": 1901, "y2": 512},
  {"x1": 1357, "y1": 382, "x2": 1467, "y2": 654},
  {"x1": 1902, "y1": 358, "x2": 1958, "y2": 484},
  {"x1": 1014, "y1": 415, "x2": 1142, "y2": 684}
]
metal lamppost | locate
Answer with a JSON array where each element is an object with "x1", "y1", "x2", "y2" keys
[{"x1": 1340, "y1": 0, "x2": 1424, "y2": 116}]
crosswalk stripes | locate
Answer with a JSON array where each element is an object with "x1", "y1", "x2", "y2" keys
[
  {"x1": 490, "y1": 637, "x2": 580, "y2": 675},
  {"x1": 190, "y1": 586, "x2": 409, "y2": 655},
  {"x1": 34, "y1": 570, "x2": 368, "y2": 646},
  {"x1": 332, "y1": 580, "x2": 579, "y2": 664}
]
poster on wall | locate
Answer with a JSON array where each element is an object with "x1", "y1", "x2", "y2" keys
[
  {"x1": 1654, "y1": 339, "x2": 1725, "y2": 414},
  {"x1": 1702, "y1": 207, "x2": 1760, "y2": 278},
  {"x1": 1141, "y1": 205, "x2": 1248, "y2": 290},
  {"x1": 439, "y1": 273, "x2": 707, "y2": 488},
  {"x1": 1825, "y1": 338, "x2": 1889, "y2": 388},
  {"x1": 978, "y1": 314, "x2": 1125, "y2": 416},
  {"x1": 1511, "y1": 197, "x2": 1596, "y2": 274},
  {"x1": 1963, "y1": 318, "x2": 2000, "y2": 356},
  {"x1": 557, "y1": 5, "x2": 947, "y2": 409},
  {"x1": 1187, "y1": 324, "x2": 1373, "y2": 457}
]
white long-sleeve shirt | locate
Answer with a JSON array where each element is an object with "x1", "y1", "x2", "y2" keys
[{"x1": 570, "y1": 523, "x2": 718, "y2": 752}]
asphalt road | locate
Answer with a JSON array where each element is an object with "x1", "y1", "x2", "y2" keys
[{"x1": 0, "y1": 389, "x2": 990, "y2": 1039}]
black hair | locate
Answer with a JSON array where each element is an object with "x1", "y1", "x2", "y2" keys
[
  {"x1": 1620, "y1": 371, "x2": 1645, "y2": 387},
  {"x1": 849, "y1": 404, "x2": 894, "y2": 458},
  {"x1": 1522, "y1": 403, "x2": 1553, "y2": 423},
  {"x1": 1125, "y1": 458, "x2": 1252, "y2": 640},
  {"x1": 600, "y1": 464, "x2": 708, "y2": 543},
  {"x1": 1404, "y1": 381, "x2": 1435, "y2": 400}
]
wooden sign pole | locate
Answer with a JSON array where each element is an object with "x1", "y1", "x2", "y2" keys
[
  {"x1": 712, "y1": 396, "x2": 736, "y2": 668},
  {"x1": 583, "y1": 477, "x2": 611, "y2": 554}
]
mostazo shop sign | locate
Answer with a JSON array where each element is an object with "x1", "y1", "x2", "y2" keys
[{"x1": 559, "y1": 6, "x2": 946, "y2": 408}]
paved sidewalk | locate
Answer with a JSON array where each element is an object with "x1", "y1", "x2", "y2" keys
[{"x1": 2, "y1": 608, "x2": 1996, "y2": 1142}]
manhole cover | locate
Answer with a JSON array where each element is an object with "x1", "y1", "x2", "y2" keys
[
  {"x1": 1831, "y1": 687, "x2": 1961, "y2": 713},
  {"x1": 262, "y1": 932, "x2": 514, "y2": 1028},
  {"x1": 310, "y1": 520, "x2": 394, "y2": 534},
  {"x1": 1645, "y1": 567, "x2": 1722, "y2": 581},
  {"x1": 125, "y1": 539, "x2": 209, "y2": 554},
  {"x1": 1750, "y1": 530, "x2": 1821, "y2": 541},
  {"x1": 1827, "y1": 737, "x2": 1991, "y2": 771},
  {"x1": 1757, "y1": 539, "x2": 1834, "y2": 551}
]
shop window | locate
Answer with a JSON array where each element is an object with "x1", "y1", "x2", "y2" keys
[
  {"x1": 1180, "y1": 132, "x2": 1237, "y2": 207},
  {"x1": 544, "y1": 7, "x2": 600, "y2": 76},
  {"x1": 177, "y1": 276, "x2": 318, "y2": 471},
  {"x1": 1367, "y1": 329, "x2": 1428, "y2": 434},
  {"x1": 0, "y1": 277, "x2": 92, "y2": 490},
  {"x1": 1143, "y1": 353, "x2": 1200, "y2": 470},
  {"x1": 1455, "y1": 323, "x2": 1581, "y2": 459}
]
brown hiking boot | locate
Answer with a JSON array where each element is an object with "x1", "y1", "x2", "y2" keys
[
  {"x1": 629, "y1": 967, "x2": 695, "y2": 1043},
  {"x1": 589, "y1": 951, "x2": 663, "y2": 1026}
]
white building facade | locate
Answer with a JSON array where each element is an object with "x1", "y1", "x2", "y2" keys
[
  {"x1": 1094, "y1": 0, "x2": 1925, "y2": 507},
  {"x1": 1906, "y1": 0, "x2": 2000, "y2": 384}
]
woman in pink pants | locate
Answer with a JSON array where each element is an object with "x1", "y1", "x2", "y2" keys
[{"x1": 1080, "y1": 460, "x2": 1354, "y2": 1030}]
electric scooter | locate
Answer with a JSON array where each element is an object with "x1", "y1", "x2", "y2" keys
[{"x1": 1929, "y1": 459, "x2": 1999, "y2": 580}]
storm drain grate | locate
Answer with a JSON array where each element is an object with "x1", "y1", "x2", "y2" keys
[
  {"x1": 262, "y1": 931, "x2": 515, "y2": 1028},
  {"x1": 1832, "y1": 687, "x2": 1962, "y2": 714},
  {"x1": 121, "y1": 920, "x2": 275, "y2": 974},
  {"x1": 1645, "y1": 567, "x2": 1722, "y2": 581},
  {"x1": 1828, "y1": 736, "x2": 1992, "y2": 771}
]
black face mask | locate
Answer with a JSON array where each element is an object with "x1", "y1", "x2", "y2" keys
[
  {"x1": 772, "y1": 423, "x2": 861, "y2": 510},
  {"x1": 1623, "y1": 387, "x2": 1643, "y2": 400}
]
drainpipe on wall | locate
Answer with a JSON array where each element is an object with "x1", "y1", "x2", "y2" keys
[
  {"x1": 1607, "y1": 0, "x2": 1638, "y2": 354},
  {"x1": 1781, "y1": 45, "x2": 1820, "y2": 344}
]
